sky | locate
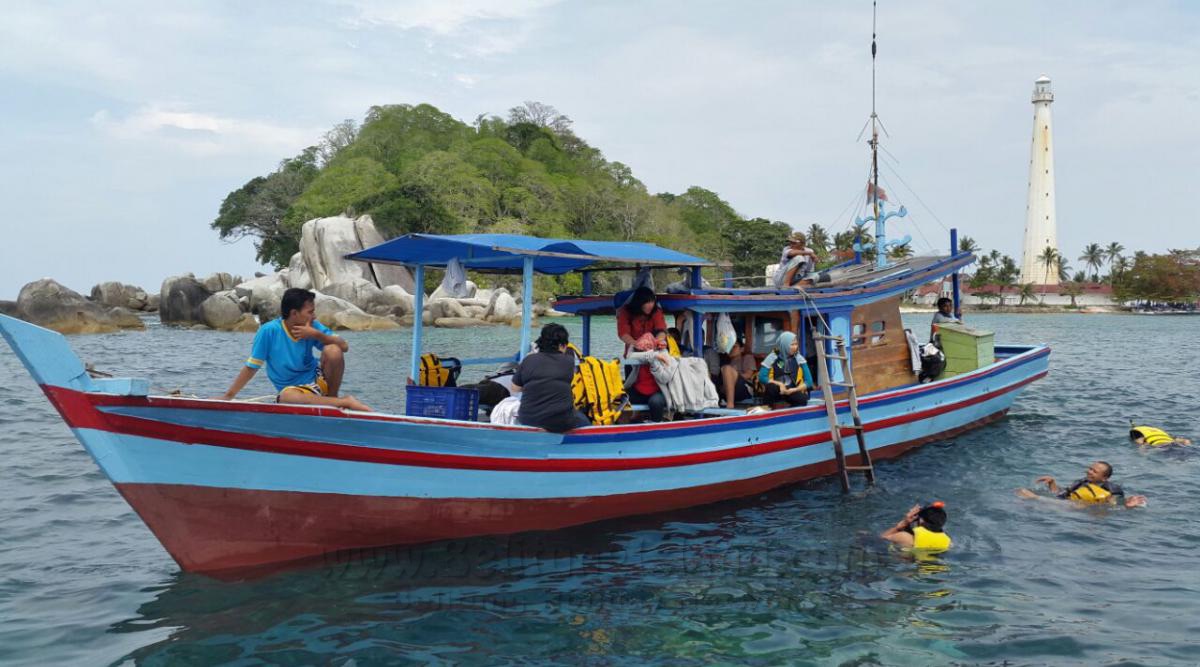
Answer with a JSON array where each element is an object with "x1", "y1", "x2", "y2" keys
[{"x1": 2, "y1": 0, "x2": 1198, "y2": 299}]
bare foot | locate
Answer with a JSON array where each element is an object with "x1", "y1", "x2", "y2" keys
[{"x1": 339, "y1": 396, "x2": 372, "y2": 412}]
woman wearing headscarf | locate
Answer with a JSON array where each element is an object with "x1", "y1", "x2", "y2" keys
[{"x1": 758, "y1": 331, "x2": 813, "y2": 408}]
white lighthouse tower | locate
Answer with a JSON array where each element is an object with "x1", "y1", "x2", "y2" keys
[{"x1": 1020, "y1": 75, "x2": 1059, "y2": 285}]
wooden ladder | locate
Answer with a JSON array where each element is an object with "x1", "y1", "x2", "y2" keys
[{"x1": 812, "y1": 333, "x2": 875, "y2": 492}]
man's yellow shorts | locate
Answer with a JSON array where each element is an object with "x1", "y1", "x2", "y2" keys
[{"x1": 279, "y1": 374, "x2": 329, "y2": 400}]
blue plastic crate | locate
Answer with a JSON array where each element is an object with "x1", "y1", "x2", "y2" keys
[{"x1": 405, "y1": 385, "x2": 479, "y2": 421}]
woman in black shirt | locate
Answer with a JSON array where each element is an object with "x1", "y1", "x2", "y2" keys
[{"x1": 511, "y1": 324, "x2": 591, "y2": 432}]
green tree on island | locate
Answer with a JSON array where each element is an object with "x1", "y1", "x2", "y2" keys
[
  {"x1": 1079, "y1": 243, "x2": 1104, "y2": 283},
  {"x1": 1104, "y1": 241, "x2": 1125, "y2": 283}
]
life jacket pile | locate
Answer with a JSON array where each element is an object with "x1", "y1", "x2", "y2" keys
[
  {"x1": 418, "y1": 353, "x2": 459, "y2": 387},
  {"x1": 567, "y1": 344, "x2": 627, "y2": 426}
]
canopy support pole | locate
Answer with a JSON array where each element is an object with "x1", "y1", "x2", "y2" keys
[
  {"x1": 950, "y1": 228, "x2": 962, "y2": 320},
  {"x1": 520, "y1": 257, "x2": 534, "y2": 360},
  {"x1": 581, "y1": 270, "x2": 593, "y2": 356},
  {"x1": 410, "y1": 264, "x2": 425, "y2": 382},
  {"x1": 690, "y1": 266, "x2": 705, "y2": 357}
]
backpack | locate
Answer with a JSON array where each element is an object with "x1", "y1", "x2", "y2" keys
[
  {"x1": 918, "y1": 343, "x2": 945, "y2": 383},
  {"x1": 566, "y1": 345, "x2": 628, "y2": 426}
]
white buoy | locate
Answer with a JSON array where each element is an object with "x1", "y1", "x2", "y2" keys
[{"x1": 1020, "y1": 76, "x2": 1060, "y2": 285}]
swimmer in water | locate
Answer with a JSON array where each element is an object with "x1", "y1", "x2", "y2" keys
[
  {"x1": 1129, "y1": 425, "x2": 1192, "y2": 447},
  {"x1": 1017, "y1": 460, "x2": 1147, "y2": 508},
  {"x1": 880, "y1": 501, "x2": 951, "y2": 553}
]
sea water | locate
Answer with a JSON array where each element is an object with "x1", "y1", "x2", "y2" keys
[{"x1": 0, "y1": 314, "x2": 1197, "y2": 666}]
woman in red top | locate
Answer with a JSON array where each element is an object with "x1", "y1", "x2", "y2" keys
[
  {"x1": 618, "y1": 287, "x2": 668, "y2": 421},
  {"x1": 617, "y1": 287, "x2": 668, "y2": 353}
]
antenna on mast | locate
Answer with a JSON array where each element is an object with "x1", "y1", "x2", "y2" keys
[{"x1": 854, "y1": 0, "x2": 908, "y2": 268}]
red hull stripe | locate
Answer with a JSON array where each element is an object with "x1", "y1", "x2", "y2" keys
[
  {"x1": 52, "y1": 346, "x2": 1049, "y2": 439},
  {"x1": 42, "y1": 372, "x2": 1043, "y2": 473},
  {"x1": 114, "y1": 409, "x2": 1008, "y2": 574}
]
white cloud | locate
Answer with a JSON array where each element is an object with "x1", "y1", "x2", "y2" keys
[
  {"x1": 335, "y1": 0, "x2": 559, "y2": 56},
  {"x1": 337, "y1": 0, "x2": 558, "y2": 34},
  {"x1": 90, "y1": 105, "x2": 321, "y2": 157}
]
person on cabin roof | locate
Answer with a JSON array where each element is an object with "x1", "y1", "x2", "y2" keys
[
  {"x1": 720, "y1": 337, "x2": 757, "y2": 407},
  {"x1": 1017, "y1": 461, "x2": 1147, "y2": 508},
  {"x1": 880, "y1": 502, "x2": 952, "y2": 553},
  {"x1": 511, "y1": 323, "x2": 591, "y2": 433},
  {"x1": 221, "y1": 288, "x2": 371, "y2": 411},
  {"x1": 624, "y1": 332, "x2": 671, "y2": 422},
  {"x1": 1130, "y1": 425, "x2": 1192, "y2": 447},
  {"x1": 758, "y1": 331, "x2": 813, "y2": 408},
  {"x1": 617, "y1": 286, "x2": 667, "y2": 354},
  {"x1": 772, "y1": 231, "x2": 820, "y2": 289}
]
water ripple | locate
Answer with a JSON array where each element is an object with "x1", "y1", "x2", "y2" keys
[{"x1": 0, "y1": 314, "x2": 1198, "y2": 665}]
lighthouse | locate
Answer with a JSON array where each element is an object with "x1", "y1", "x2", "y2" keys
[{"x1": 1019, "y1": 76, "x2": 1059, "y2": 285}]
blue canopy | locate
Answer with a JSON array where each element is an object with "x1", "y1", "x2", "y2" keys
[{"x1": 346, "y1": 233, "x2": 711, "y2": 274}]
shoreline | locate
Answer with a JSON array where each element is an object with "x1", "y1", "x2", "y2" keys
[{"x1": 900, "y1": 304, "x2": 1126, "y2": 315}]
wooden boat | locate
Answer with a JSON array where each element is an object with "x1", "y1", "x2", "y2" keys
[
  {"x1": 0, "y1": 20, "x2": 1048, "y2": 574},
  {"x1": 0, "y1": 231, "x2": 1048, "y2": 575}
]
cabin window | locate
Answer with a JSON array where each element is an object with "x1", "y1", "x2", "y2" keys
[
  {"x1": 870, "y1": 320, "x2": 886, "y2": 346},
  {"x1": 753, "y1": 317, "x2": 784, "y2": 355},
  {"x1": 851, "y1": 322, "x2": 866, "y2": 348}
]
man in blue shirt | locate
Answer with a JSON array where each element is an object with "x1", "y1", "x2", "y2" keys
[{"x1": 221, "y1": 288, "x2": 371, "y2": 411}]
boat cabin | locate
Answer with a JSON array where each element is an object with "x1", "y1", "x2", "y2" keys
[{"x1": 348, "y1": 232, "x2": 975, "y2": 420}]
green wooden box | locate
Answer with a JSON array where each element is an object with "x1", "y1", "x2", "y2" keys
[{"x1": 936, "y1": 322, "x2": 995, "y2": 377}]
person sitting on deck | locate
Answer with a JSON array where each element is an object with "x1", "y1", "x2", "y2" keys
[
  {"x1": 617, "y1": 286, "x2": 668, "y2": 354},
  {"x1": 221, "y1": 288, "x2": 371, "y2": 411},
  {"x1": 624, "y1": 332, "x2": 671, "y2": 422},
  {"x1": 1017, "y1": 461, "x2": 1147, "y2": 508},
  {"x1": 880, "y1": 502, "x2": 952, "y2": 553},
  {"x1": 719, "y1": 337, "x2": 757, "y2": 407},
  {"x1": 758, "y1": 331, "x2": 813, "y2": 408},
  {"x1": 1130, "y1": 425, "x2": 1192, "y2": 447},
  {"x1": 511, "y1": 323, "x2": 591, "y2": 433}
]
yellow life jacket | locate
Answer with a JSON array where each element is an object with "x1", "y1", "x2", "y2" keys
[
  {"x1": 418, "y1": 353, "x2": 450, "y2": 387},
  {"x1": 1068, "y1": 482, "x2": 1113, "y2": 504},
  {"x1": 567, "y1": 348, "x2": 627, "y2": 426},
  {"x1": 912, "y1": 526, "x2": 952, "y2": 552},
  {"x1": 1131, "y1": 425, "x2": 1174, "y2": 446}
]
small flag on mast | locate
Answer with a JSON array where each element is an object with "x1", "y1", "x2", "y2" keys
[{"x1": 866, "y1": 181, "x2": 888, "y2": 202}]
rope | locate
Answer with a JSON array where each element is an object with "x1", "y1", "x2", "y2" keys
[{"x1": 879, "y1": 159, "x2": 951, "y2": 232}]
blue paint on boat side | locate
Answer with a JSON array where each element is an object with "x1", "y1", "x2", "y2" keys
[
  {"x1": 92, "y1": 348, "x2": 1045, "y2": 459},
  {"x1": 67, "y1": 385, "x2": 1024, "y2": 499}
]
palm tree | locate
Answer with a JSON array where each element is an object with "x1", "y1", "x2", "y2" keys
[
  {"x1": 1037, "y1": 246, "x2": 1059, "y2": 285},
  {"x1": 1059, "y1": 281, "x2": 1084, "y2": 308},
  {"x1": 958, "y1": 236, "x2": 980, "y2": 254},
  {"x1": 1104, "y1": 241, "x2": 1125, "y2": 282},
  {"x1": 889, "y1": 242, "x2": 914, "y2": 260},
  {"x1": 1112, "y1": 255, "x2": 1131, "y2": 280},
  {"x1": 806, "y1": 224, "x2": 830, "y2": 257},
  {"x1": 1018, "y1": 283, "x2": 1036, "y2": 306},
  {"x1": 1079, "y1": 243, "x2": 1104, "y2": 283},
  {"x1": 1055, "y1": 255, "x2": 1072, "y2": 283}
]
